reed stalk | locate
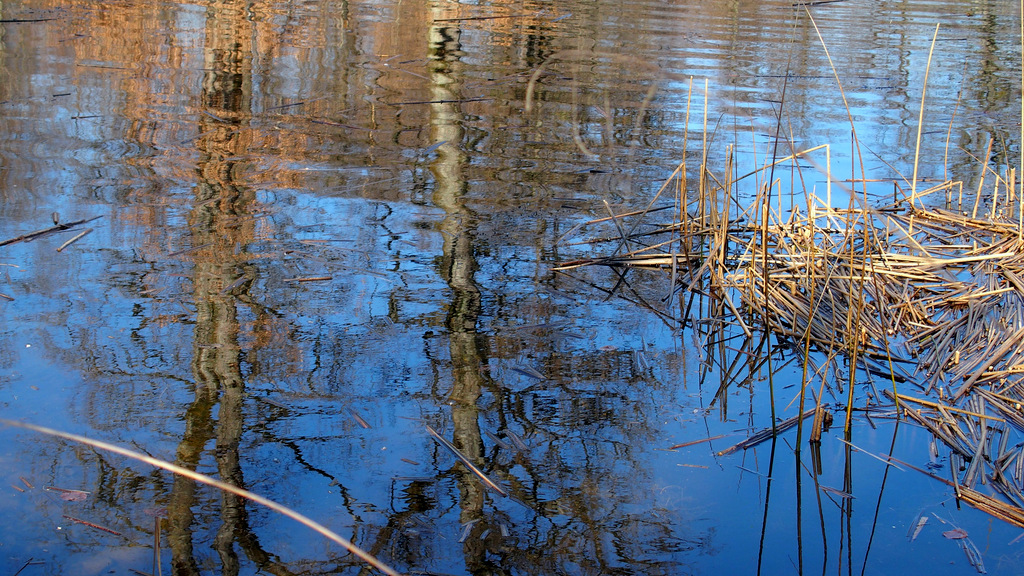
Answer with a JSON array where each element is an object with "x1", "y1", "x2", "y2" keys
[
  {"x1": 553, "y1": 17, "x2": 1024, "y2": 530},
  {"x1": 0, "y1": 419, "x2": 402, "y2": 576},
  {"x1": 910, "y1": 24, "x2": 941, "y2": 209}
]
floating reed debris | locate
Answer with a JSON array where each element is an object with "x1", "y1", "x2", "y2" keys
[
  {"x1": 558, "y1": 130, "x2": 1024, "y2": 526},
  {"x1": 509, "y1": 364, "x2": 545, "y2": 380},
  {"x1": 561, "y1": 167, "x2": 1024, "y2": 408},
  {"x1": 0, "y1": 215, "x2": 102, "y2": 247},
  {"x1": 717, "y1": 408, "x2": 816, "y2": 456},
  {"x1": 219, "y1": 275, "x2": 250, "y2": 295},
  {"x1": 62, "y1": 515, "x2": 123, "y2": 537},
  {"x1": 485, "y1": 430, "x2": 512, "y2": 451},
  {"x1": 349, "y1": 409, "x2": 371, "y2": 429},
  {"x1": 46, "y1": 486, "x2": 89, "y2": 501},
  {"x1": 667, "y1": 433, "x2": 728, "y2": 451},
  {"x1": 908, "y1": 514, "x2": 928, "y2": 541},
  {"x1": 55, "y1": 228, "x2": 93, "y2": 252},
  {"x1": 426, "y1": 425, "x2": 509, "y2": 497},
  {"x1": 283, "y1": 275, "x2": 333, "y2": 283},
  {"x1": 892, "y1": 453, "x2": 1024, "y2": 530}
]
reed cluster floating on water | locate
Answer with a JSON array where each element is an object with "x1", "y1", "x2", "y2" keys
[{"x1": 555, "y1": 131, "x2": 1024, "y2": 527}]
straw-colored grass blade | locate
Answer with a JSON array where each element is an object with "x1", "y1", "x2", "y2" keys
[{"x1": 0, "y1": 419, "x2": 403, "y2": 576}]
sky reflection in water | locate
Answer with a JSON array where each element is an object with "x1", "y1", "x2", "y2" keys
[{"x1": 0, "y1": 0, "x2": 1022, "y2": 574}]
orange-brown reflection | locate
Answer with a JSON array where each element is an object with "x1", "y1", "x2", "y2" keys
[{"x1": 161, "y1": 2, "x2": 289, "y2": 574}]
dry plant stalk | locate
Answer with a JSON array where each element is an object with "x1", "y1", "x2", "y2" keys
[
  {"x1": 0, "y1": 419, "x2": 403, "y2": 576},
  {"x1": 556, "y1": 131, "x2": 1024, "y2": 528},
  {"x1": 554, "y1": 17, "x2": 1024, "y2": 525}
]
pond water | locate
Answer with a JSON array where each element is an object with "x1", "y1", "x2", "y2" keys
[{"x1": 1, "y1": 0, "x2": 1022, "y2": 574}]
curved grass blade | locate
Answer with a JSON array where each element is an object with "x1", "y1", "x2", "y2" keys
[{"x1": 0, "y1": 419, "x2": 402, "y2": 576}]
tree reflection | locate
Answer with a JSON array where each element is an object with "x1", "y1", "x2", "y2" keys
[
  {"x1": 374, "y1": 10, "x2": 713, "y2": 576},
  {"x1": 427, "y1": 17, "x2": 494, "y2": 573},
  {"x1": 165, "y1": 2, "x2": 290, "y2": 574}
]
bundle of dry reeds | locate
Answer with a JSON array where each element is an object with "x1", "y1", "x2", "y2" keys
[{"x1": 556, "y1": 135, "x2": 1024, "y2": 527}]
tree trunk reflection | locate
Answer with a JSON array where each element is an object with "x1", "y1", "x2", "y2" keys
[
  {"x1": 165, "y1": 3, "x2": 289, "y2": 574},
  {"x1": 428, "y1": 18, "x2": 494, "y2": 574}
]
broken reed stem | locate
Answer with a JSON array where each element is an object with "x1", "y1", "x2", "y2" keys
[
  {"x1": 826, "y1": 144, "x2": 832, "y2": 213},
  {"x1": 911, "y1": 23, "x2": 941, "y2": 209},
  {"x1": 0, "y1": 216, "x2": 103, "y2": 248},
  {"x1": 972, "y1": 137, "x2": 994, "y2": 219},
  {"x1": 797, "y1": 192, "x2": 819, "y2": 449},
  {"x1": 717, "y1": 408, "x2": 816, "y2": 456},
  {"x1": 762, "y1": 185, "x2": 777, "y2": 427},
  {"x1": 675, "y1": 78, "x2": 694, "y2": 304},
  {"x1": 890, "y1": 392, "x2": 1004, "y2": 422},
  {"x1": 56, "y1": 228, "x2": 93, "y2": 252},
  {"x1": 0, "y1": 419, "x2": 403, "y2": 576},
  {"x1": 426, "y1": 425, "x2": 508, "y2": 497},
  {"x1": 991, "y1": 168, "x2": 1002, "y2": 219},
  {"x1": 701, "y1": 78, "x2": 710, "y2": 231}
]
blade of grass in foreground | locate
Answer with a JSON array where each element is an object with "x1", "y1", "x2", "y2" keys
[{"x1": 0, "y1": 419, "x2": 403, "y2": 576}]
